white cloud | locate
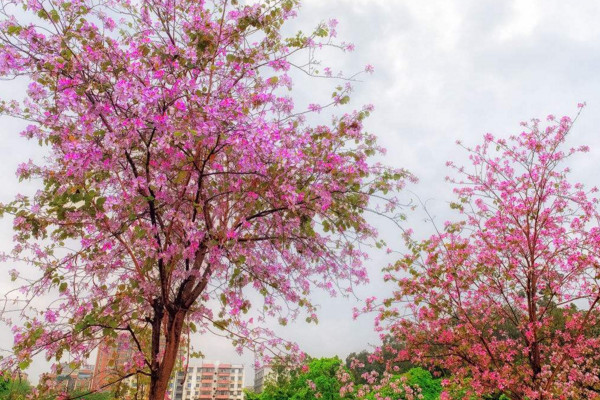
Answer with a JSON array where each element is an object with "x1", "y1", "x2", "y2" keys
[{"x1": 495, "y1": 0, "x2": 540, "y2": 42}]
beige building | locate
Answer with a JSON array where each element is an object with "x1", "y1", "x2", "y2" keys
[{"x1": 168, "y1": 361, "x2": 245, "y2": 400}]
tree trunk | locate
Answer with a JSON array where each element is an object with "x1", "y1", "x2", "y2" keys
[{"x1": 148, "y1": 309, "x2": 187, "y2": 400}]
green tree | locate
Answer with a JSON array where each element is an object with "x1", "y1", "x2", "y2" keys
[
  {"x1": 0, "y1": 378, "x2": 31, "y2": 400},
  {"x1": 365, "y1": 368, "x2": 441, "y2": 400},
  {"x1": 259, "y1": 358, "x2": 353, "y2": 400},
  {"x1": 403, "y1": 368, "x2": 441, "y2": 400}
]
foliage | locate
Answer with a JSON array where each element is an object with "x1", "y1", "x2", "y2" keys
[
  {"x1": 244, "y1": 389, "x2": 262, "y2": 400},
  {"x1": 0, "y1": 378, "x2": 31, "y2": 400},
  {"x1": 378, "y1": 109, "x2": 600, "y2": 399},
  {"x1": 361, "y1": 368, "x2": 441, "y2": 400},
  {"x1": 68, "y1": 390, "x2": 113, "y2": 400},
  {"x1": 259, "y1": 357, "x2": 354, "y2": 400},
  {"x1": 440, "y1": 378, "x2": 509, "y2": 400},
  {"x1": 345, "y1": 335, "x2": 416, "y2": 385},
  {"x1": 256, "y1": 359, "x2": 441, "y2": 400},
  {"x1": 345, "y1": 350, "x2": 384, "y2": 385},
  {"x1": 289, "y1": 358, "x2": 353, "y2": 400},
  {"x1": 403, "y1": 368, "x2": 441, "y2": 400},
  {"x1": 0, "y1": 0, "x2": 410, "y2": 398}
]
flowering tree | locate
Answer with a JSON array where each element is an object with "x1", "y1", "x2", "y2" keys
[
  {"x1": 0, "y1": 0, "x2": 410, "y2": 398},
  {"x1": 377, "y1": 110, "x2": 600, "y2": 399}
]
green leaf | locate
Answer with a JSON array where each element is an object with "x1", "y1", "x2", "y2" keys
[
  {"x1": 49, "y1": 9, "x2": 60, "y2": 22},
  {"x1": 6, "y1": 25, "x2": 22, "y2": 35},
  {"x1": 59, "y1": 282, "x2": 68, "y2": 293},
  {"x1": 18, "y1": 360, "x2": 31, "y2": 370},
  {"x1": 213, "y1": 319, "x2": 229, "y2": 330},
  {"x1": 315, "y1": 27, "x2": 328, "y2": 37},
  {"x1": 96, "y1": 197, "x2": 106, "y2": 209},
  {"x1": 133, "y1": 226, "x2": 146, "y2": 239}
]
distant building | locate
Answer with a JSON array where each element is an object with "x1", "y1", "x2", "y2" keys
[
  {"x1": 91, "y1": 334, "x2": 187, "y2": 397},
  {"x1": 253, "y1": 365, "x2": 273, "y2": 394},
  {"x1": 91, "y1": 336, "x2": 136, "y2": 391},
  {"x1": 168, "y1": 361, "x2": 245, "y2": 400},
  {"x1": 48, "y1": 363, "x2": 94, "y2": 392}
]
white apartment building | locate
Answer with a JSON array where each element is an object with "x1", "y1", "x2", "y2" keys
[{"x1": 168, "y1": 361, "x2": 245, "y2": 400}]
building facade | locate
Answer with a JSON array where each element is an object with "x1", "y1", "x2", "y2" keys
[
  {"x1": 48, "y1": 363, "x2": 94, "y2": 392},
  {"x1": 168, "y1": 361, "x2": 245, "y2": 400},
  {"x1": 91, "y1": 336, "x2": 136, "y2": 391},
  {"x1": 92, "y1": 334, "x2": 189, "y2": 397},
  {"x1": 253, "y1": 365, "x2": 273, "y2": 394}
]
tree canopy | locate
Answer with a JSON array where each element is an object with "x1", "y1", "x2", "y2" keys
[
  {"x1": 378, "y1": 110, "x2": 600, "y2": 399},
  {"x1": 0, "y1": 0, "x2": 409, "y2": 398},
  {"x1": 252, "y1": 357, "x2": 441, "y2": 400},
  {"x1": 259, "y1": 357, "x2": 352, "y2": 400}
]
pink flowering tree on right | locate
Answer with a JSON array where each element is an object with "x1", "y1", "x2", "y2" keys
[{"x1": 378, "y1": 109, "x2": 600, "y2": 399}]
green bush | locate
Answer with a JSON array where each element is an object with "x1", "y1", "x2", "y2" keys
[{"x1": 364, "y1": 368, "x2": 442, "y2": 400}]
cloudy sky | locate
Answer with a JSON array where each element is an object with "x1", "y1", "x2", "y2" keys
[{"x1": 3, "y1": 0, "x2": 600, "y2": 385}]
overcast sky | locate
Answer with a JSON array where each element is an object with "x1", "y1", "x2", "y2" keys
[{"x1": 3, "y1": 0, "x2": 600, "y2": 385}]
